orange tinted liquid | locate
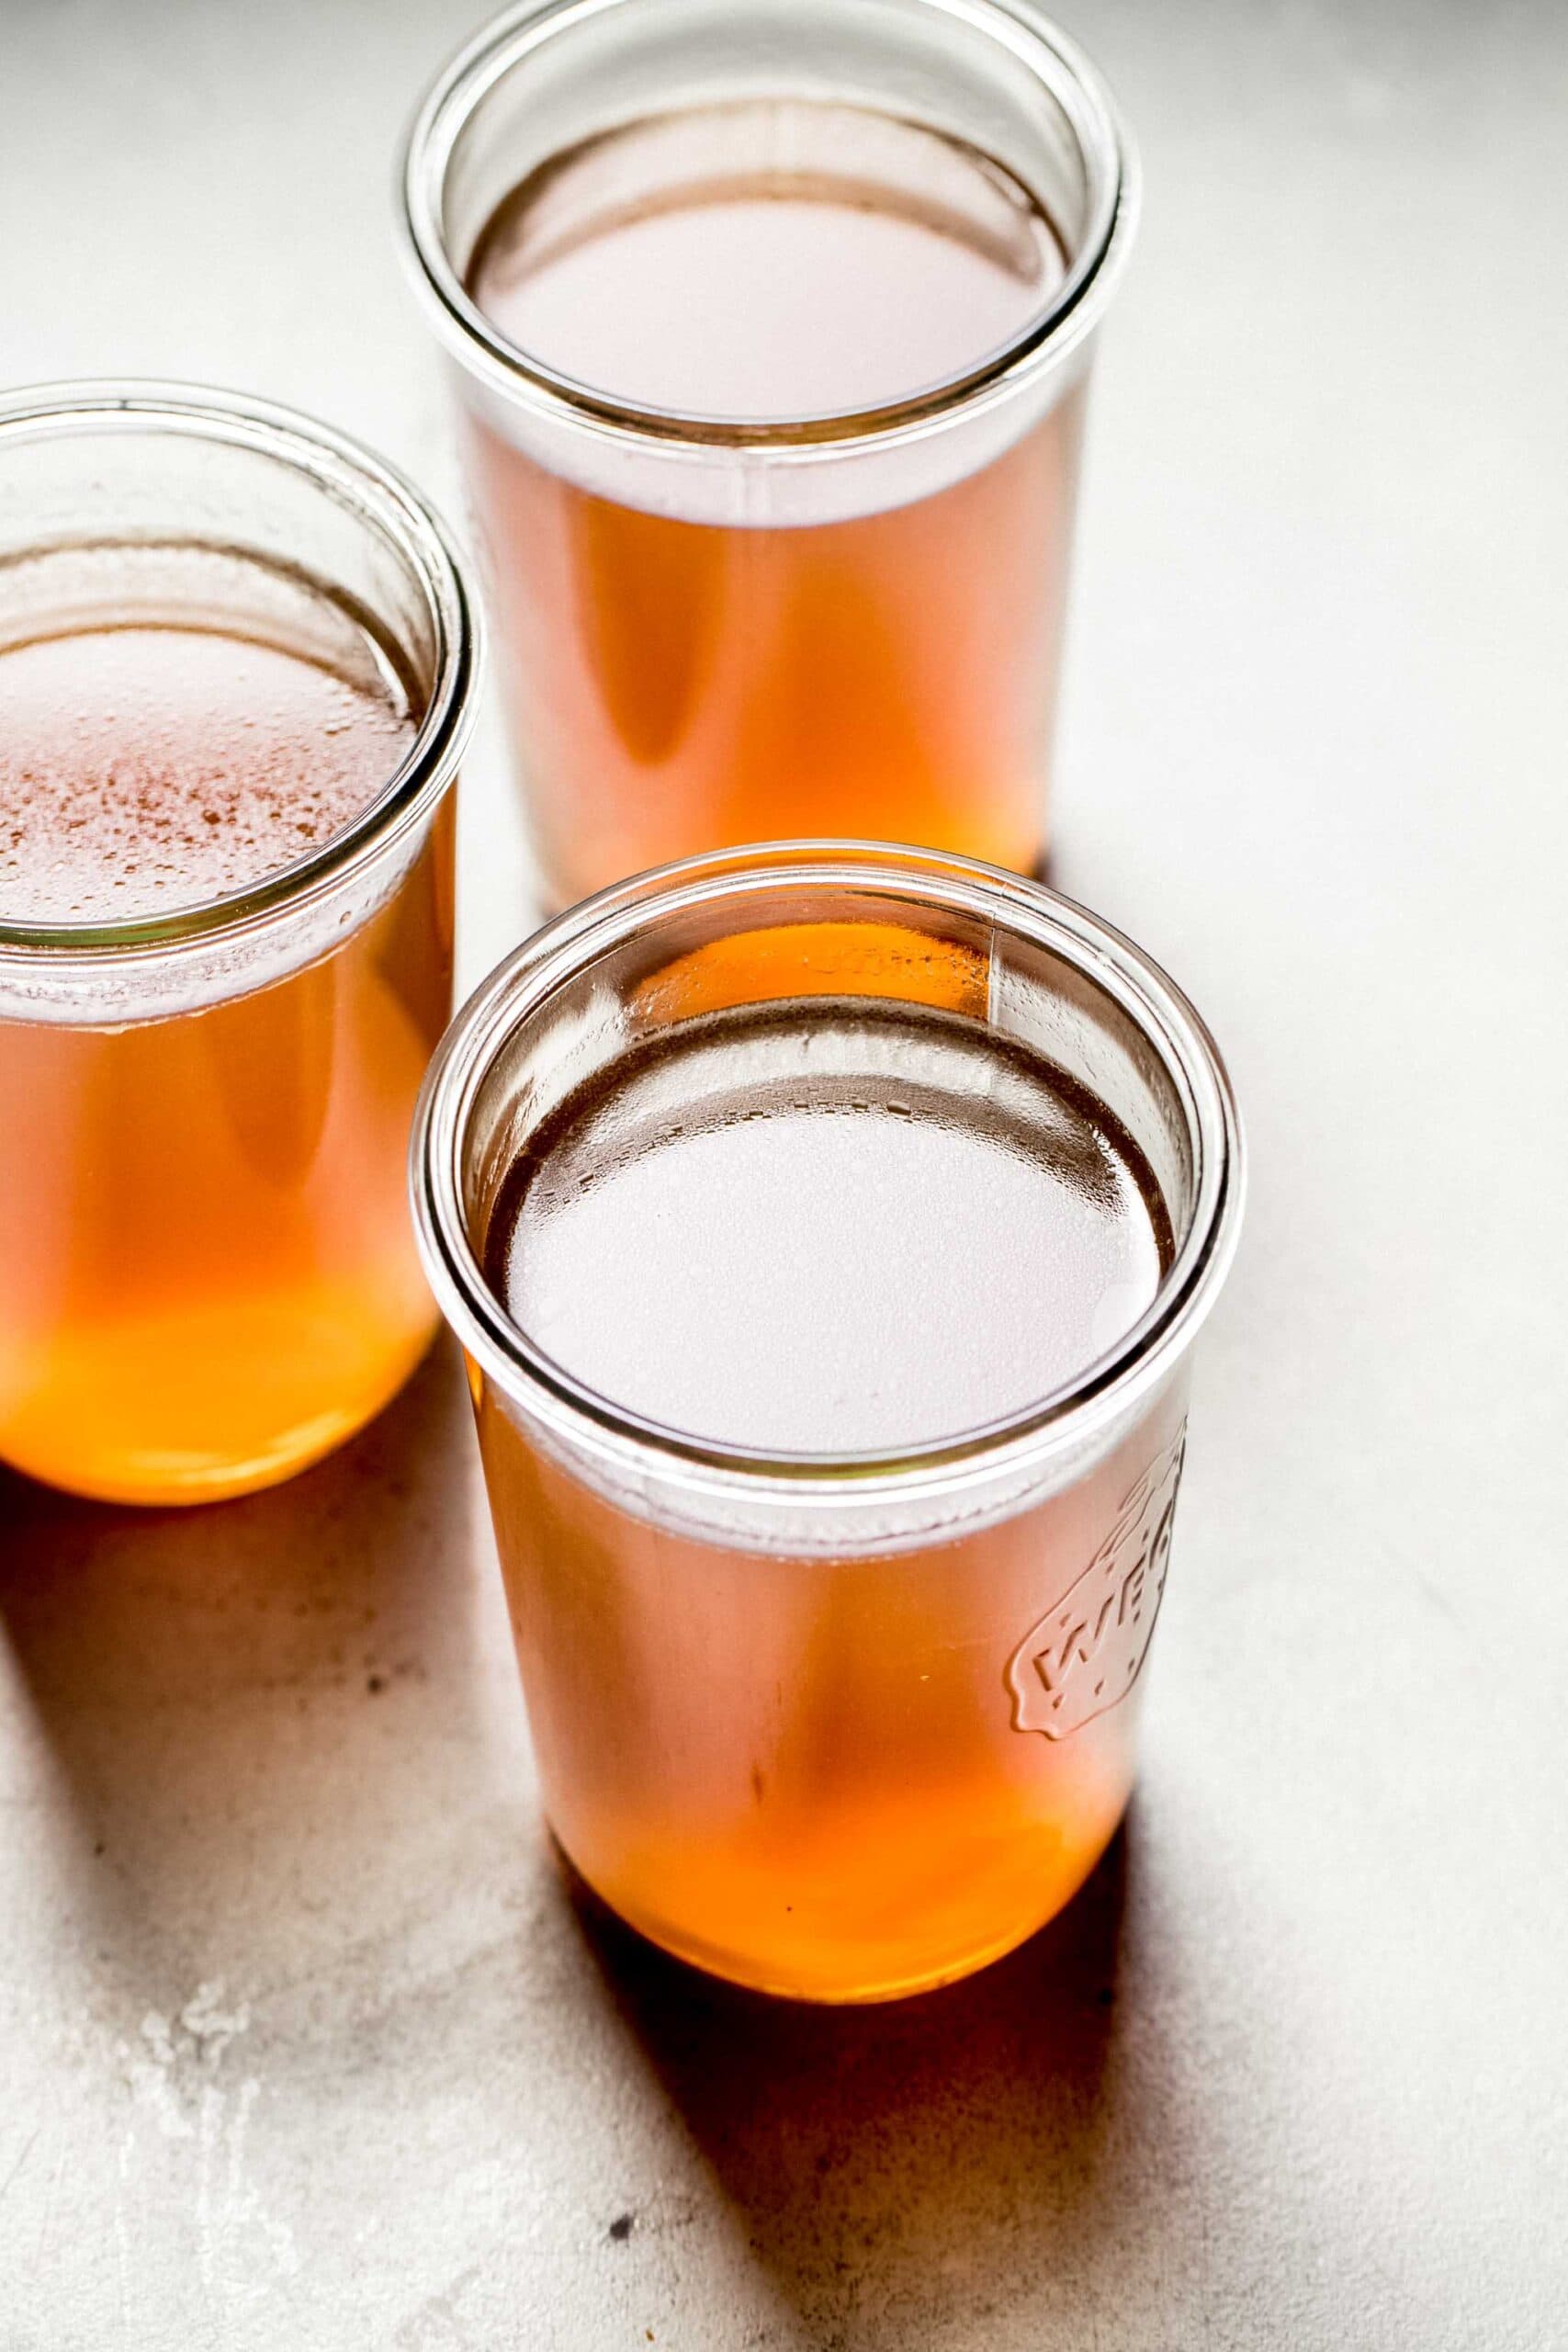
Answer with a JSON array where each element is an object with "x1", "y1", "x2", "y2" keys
[
  {"x1": 467, "y1": 101, "x2": 1081, "y2": 907},
  {"x1": 0, "y1": 555, "x2": 452, "y2": 1504},
  {"x1": 478, "y1": 998, "x2": 1181, "y2": 1999}
]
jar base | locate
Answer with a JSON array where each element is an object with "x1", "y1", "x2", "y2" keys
[
  {"x1": 550, "y1": 1804, "x2": 1129, "y2": 2007},
  {"x1": 0, "y1": 1316, "x2": 438, "y2": 1509}
]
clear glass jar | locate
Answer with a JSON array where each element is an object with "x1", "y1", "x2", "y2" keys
[
  {"x1": 0, "y1": 384, "x2": 480, "y2": 1504},
  {"x1": 413, "y1": 843, "x2": 1242, "y2": 2000},
  {"x1": 400, "y1": 0, "x2": 1136, "y2": 908}
]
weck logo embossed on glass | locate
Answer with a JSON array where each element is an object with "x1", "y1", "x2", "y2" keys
[{"x1": 1007, "y1": 1426, "x2": 1188, "y2": 1739}]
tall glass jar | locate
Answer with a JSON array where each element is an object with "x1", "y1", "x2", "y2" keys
[
  {"x1": 401, "y1": 0, "x2": 1136, "y2": 908},
  {"x1": 413, "y1": 844, "x2": 1242, "y2": 1999}
]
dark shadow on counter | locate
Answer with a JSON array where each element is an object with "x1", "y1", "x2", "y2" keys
[
  {"x1": 559, "y1": 1823, "x2": 1138, "y2": 2344},
  {"x1": 0, "y1": 1340, "x2": 484, "y2": 2007}
]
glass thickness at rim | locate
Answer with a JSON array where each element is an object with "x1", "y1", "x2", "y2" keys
[
  {"x1": 0, "y1": 381, "x2": 479, "y2": 957},
  {"x1": 413, "y1": 842, "x2": 1244, "y2": 1490},
  {"x1": 399, "y1": 0, "x2": 1135, "y2": 447}
]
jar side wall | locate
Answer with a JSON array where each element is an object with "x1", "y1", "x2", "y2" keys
[
  {"x1": 473, "y1": 1358, "x2": 1189, "y2": 1998},
  {"x1": 0, "y1": 800, "x2": 457, "y2": 1503},
  {"x1": 463, "y1": 383, "x2": 1087, "y2": 906}
]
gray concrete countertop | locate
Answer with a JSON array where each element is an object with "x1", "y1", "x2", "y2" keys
[{"x1": 2, "y1": 2, "x2": 1564, "y2": 2345}]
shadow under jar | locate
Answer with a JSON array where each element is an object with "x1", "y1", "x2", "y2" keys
[
  {"x1": 400, "y1": 0, "x2": 1136, "y2": 911},
  {"x1": 0, "y1": 386, "x2": 479, "y2": 1507},
  {"x1": 413, "y1": 844, "x2": 1242, "y2": 2002}
]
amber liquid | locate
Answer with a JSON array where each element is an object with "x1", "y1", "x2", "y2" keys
[
  {"x1": 478, "y1": 994, "x2": 1182, "y2": 1999},
  {"x1": 0, "y1": 548, "x2": 453, "y2": 1504},
  {"x1": 466, "y1": 100, "x2": 1082, "y2": 908}
]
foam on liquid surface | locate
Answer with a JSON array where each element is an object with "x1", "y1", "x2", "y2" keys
[
  {"x1": 490, "y1": 1001, "x2": 1171, "y2": 1456},
  {"x1": 468, "y1": 99, "x2": 1066, "y2": 423},
  {"x1": 0, "y1": 545, "x2": 417, "y2": 926}
]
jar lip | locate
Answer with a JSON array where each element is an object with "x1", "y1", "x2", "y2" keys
[
  {"x1": 0, "y1": 380, "x2": 481, "y2": 962},
  {"x1": 412, "y1": 843, "x2": 1246, "y2": 1497},
  {"x1": 399, "y1": 0, "x2": 1137, "y2": 454}
]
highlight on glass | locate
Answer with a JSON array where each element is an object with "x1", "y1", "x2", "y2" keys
[
  {"x1": 412, "y1": 842, "x2": 1243, "y2": 2001},
  {"x1": 0, "y1": 383, "x2": 479, "y2": 1506},
  {"x1": 400, "y1": 0, "x2": 1136, "y2": 910}
]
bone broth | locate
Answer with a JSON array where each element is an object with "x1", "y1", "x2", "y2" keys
[
  {"x1": 472, "y1": 992, "x2": 1181, "y2": 1999},
  {"x1": 461, "y1": 99, "x2": 1084, "y2": 904}
]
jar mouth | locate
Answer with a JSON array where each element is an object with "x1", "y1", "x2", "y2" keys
[
  {"x1": 412, "y1": 843, "x2": 1245, "y2": 1497},
  {"x1": 0, "y1": 382, "x2": 480, "y2": 962},
  {"x1": 399, "y1": 0, "x2": 1136, "y2": 452}
]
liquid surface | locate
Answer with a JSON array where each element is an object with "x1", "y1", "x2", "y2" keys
[
  {"x1": 0, "y1": 544, "x2": 416, "y2": 925},
  {"x1": 468, "y1": 99, "x2": 1066, "y2": 422},
  {"x1": 490, "y1": 1001, "x2": 1170, "y2": 1455}
]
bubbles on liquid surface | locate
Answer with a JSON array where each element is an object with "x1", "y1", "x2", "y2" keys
[{"x1": 0, "y1": 547, "x2": 416, "y2": 926}]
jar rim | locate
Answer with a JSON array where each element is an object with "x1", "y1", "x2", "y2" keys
[
  {"x1": 412, "y1": 842, "x2": 1245, "y2": 1499},
  {"x1": 399, "y1": 0, "x2": 1137, "y2": 455},
  {"x1": 0, "y1": 380, "x2": 480, "y2": 964}
]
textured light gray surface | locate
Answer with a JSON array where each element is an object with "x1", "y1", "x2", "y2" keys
[{"x1": 2, "y1": 0, "x2": 1566, "y2": 2345}]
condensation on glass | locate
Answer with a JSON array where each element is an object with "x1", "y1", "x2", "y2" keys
[
  {"x1": 413, "y1": 846, "x2": 1243, "y2": 2001},
  {"x1": 401, "y1": 0, "x2": 1136, "y2": 909},
  {"x1": 0, "y1": 385, "x2": 479, "y2": 1505}
]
